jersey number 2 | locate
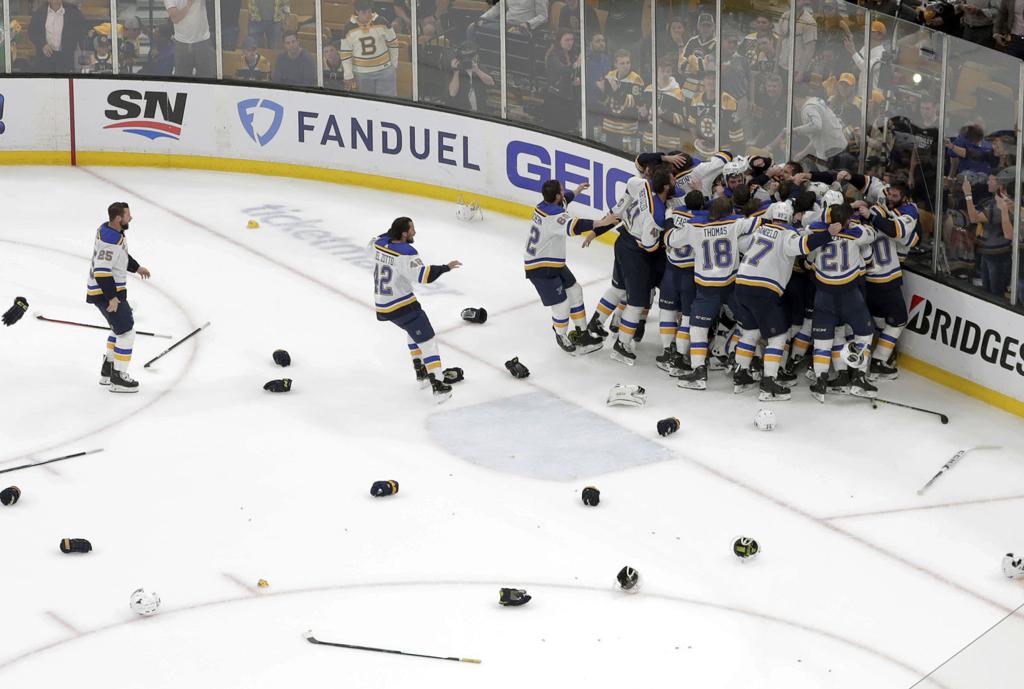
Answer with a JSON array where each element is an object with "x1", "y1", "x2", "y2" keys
[
  {"x1": 525, "y1": 224, "x2": 541, "y2": 256},
  {"x1": 374, "y1": 264, "x2": 393, "y2": 296}
]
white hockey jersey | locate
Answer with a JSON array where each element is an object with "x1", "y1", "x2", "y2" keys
[
  {"x1": 524, "y1": 193, "x2": 594, "y2": 274},
  {"x1": 339, "y1": 13, "x2": 399, "y2": 78},
  {"x1": 864, "y1": 201, "x2": 919, "y2": 285},
  {"x1": 86, "y1": 224, "x2": 136, "y2": 304},
  {"x1": 736, "y1": 221, "x2": 832, "y2": 296},
  {"x1": 667, "y1": 211, "x2": 759, "y2": 287},
  {"x1": 612, "y1": 177, "x2": 667, "y2": 253},
  {"x1": 668, "y1": 151, "x2": 735, "y2": 208},
  {"x1": 369, "y1": 234, "x2": 448, "y2": 317},
  {"x1": 807, "y1": 217, "x2": 875, "y2": 290}
]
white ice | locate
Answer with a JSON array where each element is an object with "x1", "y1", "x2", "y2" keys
[{"x1": 1, "y1": 166, "x2": 1023, "y2": 688}]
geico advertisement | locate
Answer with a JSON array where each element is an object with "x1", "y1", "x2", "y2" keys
[
  {"x1": 902, "y1": 272, "x2": 1024, "y2": 400},
  {"x1": 0, "y1": 79, "x2": 71, "y2": 151}
]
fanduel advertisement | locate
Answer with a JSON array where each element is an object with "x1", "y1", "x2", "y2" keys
[{"x1": 902, "y1": 272, "x2": 1024, "y2": 402}]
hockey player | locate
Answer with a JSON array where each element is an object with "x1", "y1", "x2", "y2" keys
[
  {"x1": 734, "y1": 202, "x2": 838, "y2": 400},
  {"x1": 87, "y1": 202, "x2": 151, "y2": 393},
  {"x1": 337, "y1": 0, "x2": 400, "y2": 95},
  {"x1": 371, "y1": 217, "x2": 462, "y2": 403},
  {"x1": 806, "y1": 204, "x2": 877, "y2": 401},
  {"x1": 656, "y1": 190, "x2": 706, "y2": 375},
  {"x1": 669, "y1": 196, "x2": 759, "y2": 389},
  {"x1": 602, "y1": 166, "x2": 675, "y2": 366},
  {"x1": 852, "y1": 180, "x2": 919, "y2": 379},
  {"x1": 525, "y1": 180, "x2": 610, "y2": 355}
]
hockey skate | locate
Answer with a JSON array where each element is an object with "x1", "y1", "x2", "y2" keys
[
  {"x1": 429, "y1": 373, "x2": 452, "y2": 404},
  {"x1": 668, "y1": 350, "x2": 692, "y2": 377},
  {"x1": 810, "y1": 373, "x2": 828, "y2": 403},
  {"x1": 109, "y1": 368, "x2": 139, "y2": 393},
  {"x1": 554, "y1": 328, "x2": 578, "y2": 355},
  {"x1": 569, "y1": 327, "x2": 604, "y2": 355},
  {"x1": 655, "y1": 345, "x2": 677, "y2": 373},
  {"x1": 413, "y1": 358, "x2": 430, "y2": 389},
  {"x1": 869, "y1": 358, "x2": 899, "y2": 381},
  {"x1": 633, "y1": 320, "x2": 647, "y2": 343},
  {"x1": 776, "y1": 367, "x2": 798, "y2": 385},
  {"x1": 708, "y1": 354, "x2": 729, "y2": 372},
  {"x1": 827, "y1": 369, "x2": 851, "y2": 395},
  {"x1": 99, "y1": 358, "x2": 113, "y2": 386},
  {"x1": 804, "y1": 365, "x2": 817, "y2": 382},
  {"x1": 677, "y1": 364, "x2": 707, "y2": 390},
  {"x1": 849, "y1": 369, "x2": 878, "y2": 398},
  {"x1": 610, "y1": 339, "x2": 637, "y2": 366},
  {"x1": 587, "y1": 313, "x2": 609, "y2": 340},
  {"x1": 749, "y1": 356, "x2": 763, "y2": 381},
  {"x1": 732, "y1": 367, "x2": 756, "y2": 394},
  {"x1": 781, "y1": 354, "x2": 805, "y2": 379},
  {"x1": 758, "y1": 376, "x2": 792, "y2": 402}
]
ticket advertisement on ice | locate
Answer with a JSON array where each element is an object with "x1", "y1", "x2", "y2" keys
[{"x1": 902, "y1": 272, "x2": 1024, "y2": 403}]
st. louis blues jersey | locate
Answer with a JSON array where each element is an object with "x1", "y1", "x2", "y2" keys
[
  {"x1": 736, "y1": 221, "x2": 832, "y2": 296},
  {"x1": 369, "y1": 234, "x2": 450, "y2": 319},
  {"x1": 665, "y1": 209, "x2": 705, "y2": 269},
  {"x1": 667, "y1": 211, "x2": 758, "y2": 287},
  {"x1": 863, "y1": 201, "x2": 919, "y2": 286},
  {"x1": 86, "y1": 224, "x2": 138, "y2": 304},
  {"x1": 612, "y1": 177, "x2": 667, "y2": 253},
  {"x1": 524, "y1": 192, "x2": 597, "y2": 276},
  {"x1": 807, "y1": 216, "x2": 875, "y2": 291},
  {"x1": 669, "y1": 151, "x2": 735, "y2": 207}
]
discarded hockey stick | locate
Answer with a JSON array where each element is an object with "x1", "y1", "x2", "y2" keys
[
  {"x1": 869, "y1": 396, "x2": 949, "y2": 424},
  {"x1": 916, "y1": 446, "x2": 1001, "y2": 495},
  {"x1": 34, "y1": 313, "x2": 172, "y2": 339},
  {"x1": 144, "y1": 321, "x2": 210, "y2": 368},
  {"x1": 304, "y1": 630, "x2": 481, "y2": 664},
  {"x1": 0, "y1": 448, "x2": 104, "y2": 475}
]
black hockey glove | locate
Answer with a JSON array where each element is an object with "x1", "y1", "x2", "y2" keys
[
  {"x1": 460, "y1": 307, "x2": 487, "y2": 324},
  {"x1": 657, "y1": 417, "x2": 680, "y2": 437},
  {"x1": 504, "y1": 357, "x2": 530, "y2": 379},
  {"x1": 498, "y1": 588, "x2": 531, "y2": 606},
  {"x1": 370, "y1": 480, "x2": 399, "y2": 497},
  {"x1": 2, "y1": 296, "x2": 28, "y2": 326},
  {"x1": 263, "y1": 378, "x2": 292, "y2": 393},
  {"x1": 581, "y1": 486, "x2": 600, "y2": 506},
  {"x1": 0, "y1": 486, "x2": 21, "y2": 506},
  {"x1": 59, "y1": 538, "x2": 93, "y2": 554},
  {"x1": 273, "y1": 349, "x2": 291, "y2": 367}
]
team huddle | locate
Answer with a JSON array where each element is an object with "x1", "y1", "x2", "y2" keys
[
  {"x1": 523, "y1": 150, "x2": 919, "y2": 403},
  {"x1": 370, "y1": 150, "x2": 919, "y2": 405}
]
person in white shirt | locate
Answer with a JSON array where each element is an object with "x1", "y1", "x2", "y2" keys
[
  {"x1": 467, "y1": 0, "x2": 548, "y2": 45},
  {"x1": 164, "y1": 0, "x2": 215, "y2": 77},
  {"x1": 789, "y1": 83, "x2": 848, "y2": 170}
]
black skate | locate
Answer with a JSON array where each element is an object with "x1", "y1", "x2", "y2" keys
[
  {"x1": 776, "y1": 367, "x2": 798, "y2": 385},
  {"x1": 429, "y1": 373, "x2": 452, "y2": 404},
  {"x1": 869, "y1": 358, "x2": 899, "y2": 381},
  {"x1": 413, "y1": 358, "x2": 430, "y2": 389},
  {"x1": 569, "y1": 327, "x2": 604, "y2": 355},
  {"x1": 587, "y1": 313, "x2": 609, "y2": 339},
  {"x1": 99, "y1": 358, "x2": 113, "y2": 386},
  {"x1": 677, "y1": 364, "x2": 708, "y2": 390},
  {"x1": 633, "y1": 320, "x2": 647, "y2": 343},
  {"x1": 109, "y1": 368, "x2": 139, "y2": 393},
  {"x1": 849, "y1": 369, "x2": 878, "y2": 398},
  {"x1": 749, "y1": 356, "x2": 764, "y2": 381},
  {"x1": 442, "y1": 367, "x2": 465, "y2": 384},
  {"x1": 554, "y1": 327, "x2": 577, "y2": 355},
  {"x1": 668, "y1": 350, "x2": 692, "y2": 377},
  {"x1": 708, "y1": 353, "x2": 729, "y2": 372},
  {"x1": 732, "y1": 367, "x2": 756, "y2": 394},
  {"x1": 610, "y1": 339, "x2": 636, "y2": 366},
  {"x1": 810, "y1": 373, "x2": 828, "y2": 403},
  {"x1": 781, "y1": 354, "x2": 805, "y2": 378},
  {"x1": 758, "y1": 376, "x2": 791, "y2": 402},
  {"x1": 655, "y1": 345, "x2": 677, "y2": 373},
  {"x1": 827, "y1": 369, "x2": 851, "y2": 394}
]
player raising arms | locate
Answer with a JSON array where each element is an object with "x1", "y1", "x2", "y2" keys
[
  {"x1": 525, "y1": 180, "x2": 612, "y2": 355},
  {"x1": 371, "y1": 217, "x2": 462, "y2": 404}
]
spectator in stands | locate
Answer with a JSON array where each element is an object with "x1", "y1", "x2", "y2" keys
[
  {"x1": 558, "y1": 0, "x2": 598, "y2": 37},
  {"x1": 683, "y1": 13, "x2": 716, "y2": 64},
  {"x1": 164, "y1": 0, "x2": 215, "y2": 78},
  {"x1": 994, "y1": 0, "x2": 1024, "y2": 58},
  {"x1": 85, "y1": 35, "x2": 114, "y2": 74},
  {"x1": 790, "y1": 81, "x2": 848, "y2": 169},
  {"x1": 447, "y1": 42, "x2": 495, "y2": 114},
  {"x1": 585, "y1": 33, "x2": 611, "y2": 137},
  {"x1": 221, "y1": 0, "x2": 242, "y2": 51},
  {"x1": 739, "y1": 13, "x2": 779, "y2": 64},
  {"x1": 28, "y1": 0, "x2": 88, "y2": 74},
  {"x1": 777, "y1": 0, "x2": 817, "y2": 83},
  {"x1": 749, "y1": 72, "x2": 788, "y2": 159},
  {"x1": 599, "y1": 49, "x2": 645, "y2": 152},
  {"x1": 248, "y1": 0, "x2": 286, "y2": 49},
  {"x1": 467, "y1": 0, "x2": 547, "y2": 45},
  {"x1": 817, "y1": 0, "x2": 852, "y2": 47},
  {"x1": 236, "y1": 35, "x2": 270, "y2": 80},
  {"x1": 140, "y1": 21, "x2": 176, "y2": 76},
  {"x1": 964, "y1": 171, "x2": 1015, "y2": 296},
  {"x1": 992, "y1": 134, "x2": 1017, "y2": 170},
  {"x1": 658, "y1": 16, "x2": 687, "y2": 74},
  {"x1": 909, "y1": 99, "x2": 941, "y2": 212},
  {"x1": 643, "y1": 54, "x2": 686, "y2": 152},
  {"x1": 960, "y1": 0, "x2": 1000, "y2": 47},
  {"x1": 603, "y1": 0, "x2": 644, "y2": 62},
  {"x1": 920, "y1": 2, "x2": 963, "y2": 37},
  {"x1": 845, "y1": 20, "x2": 887, "y2": 91},
  {"x1": 945, "y1": 124, "x2": 994, "y2": 176},
  {"x1": 828, "y1": 73, "x2": 862, "y2": 130},
  {"x1": 543, "y1": 30, "x2": 581, "y2": 135},
  {"x1": 274, "y1": 30, "x2": 316, "y2": 86},
  {"x1": 323, "y1": 42, "x2": 346, "y2": 90},
  {"x1": 338, "y1": 0, "x2": 400, "y2": 95}
]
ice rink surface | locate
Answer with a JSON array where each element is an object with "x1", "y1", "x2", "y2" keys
[{"x1": 1, "y1": 166, "x2": 1023, "y2": 688}]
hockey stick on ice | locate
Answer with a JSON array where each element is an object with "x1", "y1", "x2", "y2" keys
[
  {"x1": 34, "y1": 313, "x2": 172, "y2": 338},
  {"x1": 916, "y1": 446, "x2": 1001, "y2": 495},
  {"x1": 143, "y1": 321, "x2": 210, "y2": 368},
  {"x1": 304, "y1": 630, "x2": 481, "y2": 664},
  {"x1": 0, "y1": 448, "x2": 104, "y2": 475},
  {"x1": 869, "y1": 396, "x2": 949, "y2": 424}
]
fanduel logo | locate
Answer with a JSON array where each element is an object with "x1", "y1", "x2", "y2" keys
[
  {"x1": 238, "y1": 98, "x2": 284, "y2": 146},
  {"x1": 103, "y1": 90, "x2": 186, "y2": 140},
  {"x1": 907, "y1": 294, "x2": 1024, "y2": 375}
]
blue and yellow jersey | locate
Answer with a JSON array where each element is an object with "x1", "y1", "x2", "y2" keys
[
  {"x1": 737, "y1": 221, "x2": 833, "y2": 296},
  {"x1": 86, "y1": 223, "x2": 138, "y2": 304},
  {"x1": 612, "y1": 177, "x2": 668, "y2": 254},
  {"x1": 369, "y1": 234, "x2": 450, "y2": 319},
  {"x1": 864, "y1": 202, "x2": 920, "y2": 285},
  {"x1": 668, "y1": 211, "x2": 758, "y2": 287},
  {"x1": 807, "y1": 216, "x2": 875, "y2": 290},
  {"x1": 523, "y1": 192, "x2": 596, "y2": 276}
]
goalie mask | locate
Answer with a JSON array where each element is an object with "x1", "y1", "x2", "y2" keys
[{"x1": 455, "y1": 195, "x2": 483, "y2": 222}]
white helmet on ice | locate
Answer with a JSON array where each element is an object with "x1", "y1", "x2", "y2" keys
[
  {"x1": 129, "y1": 588, "x2": 161, "y2": 616},
  {"x1": 754, "y1": 408, "x2": 776, "y2": 431},
  {"x1": 766, "y1": 202, "x2": 793, "y2": 225},
  {"x1": 455, "y1": 195, "x2": 483, "y2": 222}
]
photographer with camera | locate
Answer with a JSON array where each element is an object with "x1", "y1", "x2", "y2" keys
[{"x1": 447, "y1": 42, "x2": 495, "y2": 114}]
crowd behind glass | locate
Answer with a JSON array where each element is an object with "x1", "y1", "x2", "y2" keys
[{"x1": 2, "y1": 0, "x2": 1022, "y2": 307}]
